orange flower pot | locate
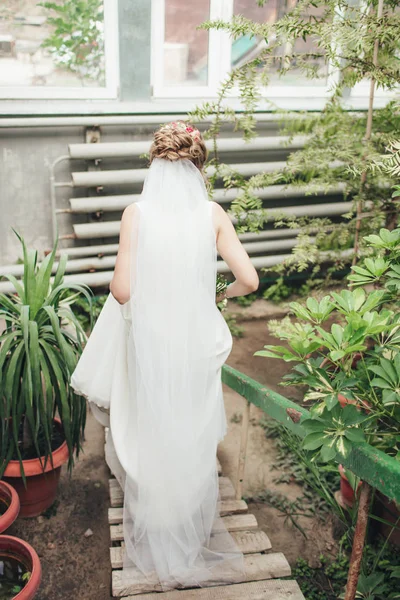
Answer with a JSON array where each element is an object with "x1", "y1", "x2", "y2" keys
[
  {"x1": 0, "y1": 481, "x2": 20, "y2": 533},
  {"x1": 0, "y1": 535, "x2": 41, "y2": 599},
  {"x1": 3, "y1": 419, "x2": 69, "y2": 518}
]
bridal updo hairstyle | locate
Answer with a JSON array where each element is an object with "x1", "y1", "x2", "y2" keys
[{"x1": 149, "y1": 120, "x2": 208, "y2": 171}]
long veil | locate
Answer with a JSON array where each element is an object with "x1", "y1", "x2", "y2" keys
[{"x1": 112, "y1": 158, "x2": 245, "y2": 591}]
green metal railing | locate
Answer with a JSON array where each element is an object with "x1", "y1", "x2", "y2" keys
[{"x1": 222, "y1": 364, "x2": 400, "y2": 504}]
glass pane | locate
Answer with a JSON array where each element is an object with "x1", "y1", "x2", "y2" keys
[
  {"x1": 231, "y1": 0, "x2": 328, "y2": 86},
  {"x1": 0, "y1": 0, "x2": 106, "y2": 88},
  {"x1": 164, "y1": 0, "x2": 210, "y2": 86}
]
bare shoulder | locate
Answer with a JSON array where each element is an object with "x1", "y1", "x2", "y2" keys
[
  {"x1": 122, "y1": 202, "x2": 138, "y2": 219},
  {"x1": 209, "y1": 200, "x2": 228, "y2": 223},
  {"x1": 121, "y1": 203, "x2": 138, "y2": 226},
  {"x1": 118, "y1": 204, "x2": 138, "y2": 245}
]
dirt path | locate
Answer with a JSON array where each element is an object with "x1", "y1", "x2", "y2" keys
[{"x1": 7, "y1": 310, "x2": 336, "y2": 599}]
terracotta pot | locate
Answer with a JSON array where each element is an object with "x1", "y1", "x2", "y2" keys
[
  {"x1": 338, "y1": 464, "x2": 356, "y2": 507},
  {"x1": 336, "y1": 464, "x2": 363, "y2": 509},
  {"x1": 0, "y1": 481, "x2": 20, "y2": 533},
  {"x1": 3, "y1": 419, "x2": 69, "y2": 518},
  {"x1": 0, "y1": 535, "x2": 41, "y2": 599},
  {"x1": 338, "y1": 394, "x2": 372, "y2": 413}
]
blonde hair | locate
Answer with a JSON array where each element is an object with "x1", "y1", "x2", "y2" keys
[{"x1": 149, "y1": 121, "x2": 208, "y2": 170}]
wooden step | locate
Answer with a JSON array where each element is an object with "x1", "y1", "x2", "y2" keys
[
  {"x1": 120, "y1": 578, "x2": 305, "y2": 599},
  {"x1": 109, "y1": 475, "x2": 234, "y2": 508},
  {"x1": 110, "y1": 529, "x2": 272, "y2": 568},
  {"x1": 108, "y1": 499, "x2": 248, "y2": 526},
  {"x1": 112, "y1": 552, "x2": 292, "y2": 596},
  {"x1": 110, "y1": 513, "x2": 258, "y2": 543}
]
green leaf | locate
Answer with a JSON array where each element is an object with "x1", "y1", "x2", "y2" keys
[
  {"x1": 335, "y1": 435, "x2": 352, "y2": 458},
  {"x1": 320, "y1": 444, "x2": 337, "y2": 462},
  {"x1": 344, "y1": 428, "x2": 366, "y2": 443},
  {"x1": 52, "y1": 253, "x2": 67, "y2": 291},
  {"x1": 382, "y1": 389, "x2": 399, "y2": 405},
  {"x1": 370, "y1": 377, "x2": 393, "y2": 389},
  {"x1": 301, "y1": 417, "x2": 325, "y2": 433},
  {"x1": 330, "y1": 350, "x2": 345, "y2": 361},
  {"x1": 324, "y1": 393, "x2": 339, "y2": 410},
  {"x1": 302, "y1": 431, "x2": 329, "y2": 450},
  {"x1": 331, "y1": 323, "x2": 343, "y2": 346},
  {"x1": 0, "y1": 274, "x2": 25, "y2": 301},
  {"x1": 342, "y1": 404, "x2": 368, "y2": 425}
]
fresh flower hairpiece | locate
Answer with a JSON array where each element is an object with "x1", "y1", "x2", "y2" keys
[{"x1": 161, "y1": 121, "x2": 201, "y2": 142}]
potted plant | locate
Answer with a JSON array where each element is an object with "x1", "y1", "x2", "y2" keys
[
  {"x1": 0, "y1": 481, "x2": 20, "y2": 533},
  {"x1": 256, "y1": 226, "x2": 400, "y2": 532},
  {"x1": 0, "y1": 232, "x2": 91, "y2": 517},
  {"x1": 0, "y1": 535, "x2": 41, "y2": 599}
]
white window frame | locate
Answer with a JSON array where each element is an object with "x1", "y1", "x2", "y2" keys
[
  {"x1": 151, "y1": 0, "x2": 233, "y2": 98},
  {"x1": 151, "y1": 0, "x2": 398, "y2": 107},
  {"x1": 151, "y1": 0, "x2": 338, "y2": 100},
  {"x1": 0, "y1": 0, "x2": 119, "y2": 100}
]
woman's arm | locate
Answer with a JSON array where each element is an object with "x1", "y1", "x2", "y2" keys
[
  {"x1": 212, "y1": 202, "x2": 259, "y2": 300},
  {"x1": 110, "y1": 204, "x2": 136, "y2": 305}
]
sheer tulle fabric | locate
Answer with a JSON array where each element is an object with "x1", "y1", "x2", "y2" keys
[{"x1": 71, "y1": 158, "x2": 245, "y2": 590}]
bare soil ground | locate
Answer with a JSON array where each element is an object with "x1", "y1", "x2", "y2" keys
[{"x1": 8, "y1": 306, "x2": 338, "y2": 599}]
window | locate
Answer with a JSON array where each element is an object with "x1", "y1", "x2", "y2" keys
[
  {"x1": 151, "y1": 0, "x2": 231, "y2": 98},
  {"x1": 151, "y1": 0, "x2": 335, "y2": 99},
  {"x1": 0, "y1": 0, "x2": 118, "y2": 99},
  {"x1": 163, "y1": 0, "x2": 210, "y2": 87},
  {"x1": 232, "y1": 0, "x2": 329, "y2": 86}
]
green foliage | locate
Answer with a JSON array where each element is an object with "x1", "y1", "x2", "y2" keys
[
  {"x1": 190, "y1": 0, "x2": 400, "y2": 272},
  {"x1": 263, "y1": 279, "x2": 294, "y2": 303},
  {"x1": 216, "y1": 272, "x2": 229, "y2": 311},
  {"x1": 215, "y1": 273, "x2": 244, "y2": 336},
  {"x1": 39, "y1": 0, "x2": 105, "y2": 83},
  {"x1": 234, "y1": 293, "x2": 257, "y2": 307},
  {"x1": 293, "y1": 538, "x2": 400, "y2": 600},
  {"x1": 74, "y1": 294, "x2": 107, "y2": 330},
  {"x1": 0, "y1": 233, "x2": 91, "y2": 478},
  {"x1": 259, "y1": 418, "x2": 342, "y2": 516},
  {"x1": 223, "y1": 312, "x2": 244, "y2": 338},
  {"x1": 256, "y1": 225, "x2": 400, "y2": 465}
]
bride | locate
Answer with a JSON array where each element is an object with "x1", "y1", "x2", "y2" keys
[{"x1": 71, "y1": 121, "x2": 259, "y2": 591}]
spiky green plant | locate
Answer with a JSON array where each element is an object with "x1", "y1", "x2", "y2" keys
[{"x1": 0, "y1": 232, "x2": 92, "y2": 480}]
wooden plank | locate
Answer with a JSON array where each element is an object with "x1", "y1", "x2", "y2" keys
[
  {"x1": 218, "y1": 477, "x2": 236, "y2": 500},
  {"x1": 118, "y1": 578, "x2": 305, "y2": 600},
  {"x1": 109, "y1": 479, "x2": 122, "y2": 507},
  {"x1": 112, "y1": 552, "x2": 291, "y2": 596},
  {"x1": 110, "y1": 529, "x2": 271, "y2": 568},
  {"x1": 108, "y1": 499, "x2": 248, "y2": 525},
  {"x1": 110, "y1": 513, "x2": 258, "y2": 542},
  {"x1": 219, "y1": 499, "x2": 248, "y2": 515},
  {"x1": 109, "y1": 476, "x2": 236, "y2": 508},
  {"x1": 220, "y1": 514, "x2": 257, "y2": 533},
  {"x1": 231, "y1": 529, "x2": 272, "y2": 554}
]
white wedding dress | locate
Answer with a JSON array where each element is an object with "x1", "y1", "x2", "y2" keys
[{"x1": 71, "y1": 159, "x2": 245, "y2": 590}]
